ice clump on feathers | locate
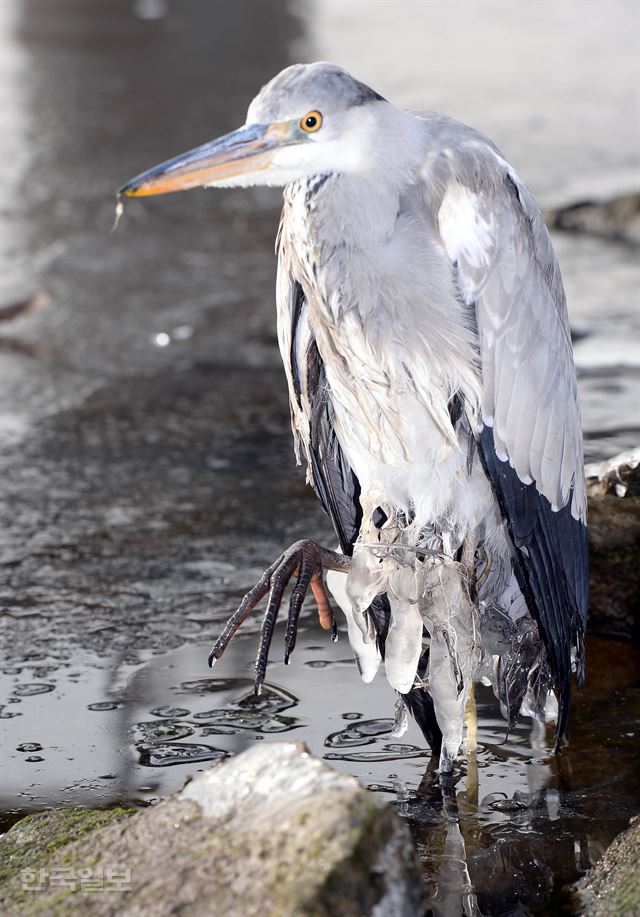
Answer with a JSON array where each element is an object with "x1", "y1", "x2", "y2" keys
[{"x1": 343, "y1": 509, "x2": 481, "y2": 769}]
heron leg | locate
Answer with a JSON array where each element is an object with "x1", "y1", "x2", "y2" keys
[
  {"x1": 461, "y1": 533, "x2": 479, "y2": 757},
  {"x1": 208, "y1": 539, "x2": 350, "y2": 693},
  {"x1": 464, "y1": 682, "x2": 478, "y2": 755},
  {"x1": 460, "y1": 530, "x2": 477, "y2": 603}
]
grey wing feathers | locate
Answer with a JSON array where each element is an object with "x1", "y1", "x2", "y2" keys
[
  {"x1": 276, "y1": 268, "x2": 362, "y2": 555},
  {"x1": 305, "y1": 333, "x2": 362, "y2": 555},
  {"x1": 429, "y1": 139, "x2": 588, "y2": 737},
  {"x1": 433, "y1": 142, "x2": 586, "y2": 521}
]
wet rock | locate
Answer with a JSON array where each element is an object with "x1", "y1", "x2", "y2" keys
[
  {"x1": 545, "y1": 193, "x2": 640, "y2": 245},
  {"x1": 0, "y1": 807, "x2": 137, "y2": 908},
  {"x1": 586, "y1": 448, "x2": 640, "y2": 499},
  {"x1": 573, "y1": 814, "x2": 640, "y2": 916},
  {"x1": 0, "y1": 742, "x2": 424, "y2": 917},
  {"x1": 586, "y1": 449, "x2": 640, "y2": 642}
]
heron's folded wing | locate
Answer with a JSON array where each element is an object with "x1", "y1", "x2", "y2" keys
[
  {"x1": 276, "y1": 269, "x2": 442, "y2": 749},
  {"x1": 277, "y1": 270, "x2": 387, "y2": 662},
  {"x1": 276, "y1": 267, "x2": 362, "y2": 554},
  {"x1": 429, "y1": 142, "x2": 588, "y2": 738}
]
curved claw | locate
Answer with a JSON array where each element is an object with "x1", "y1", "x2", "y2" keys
[
  {"x1": 207, "y1": 539, "x2": 347, "y2": 688},
  {"x1": 208, "y1": 556, "x2": 280, "y2": 667},
  {"x1": 284, "y1": 552, "x2": 319, "y2": 664},
  {"x1": 254, "y1": 552, "x2": 299, "y2": 694}
]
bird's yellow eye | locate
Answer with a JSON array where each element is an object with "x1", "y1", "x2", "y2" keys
[{"x1": 300, "y1": 111, "x2": 323, "y2": 133}]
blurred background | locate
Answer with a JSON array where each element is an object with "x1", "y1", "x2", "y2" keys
[
  {"x1": 0, "y1": 1, "x2": 638, "y2": 911},
  {"x1": 1, "y1": 0, "x2": 638, "y2": 456}
]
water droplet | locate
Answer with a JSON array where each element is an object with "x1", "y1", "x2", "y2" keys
[
  {"x1": 150, "y1": 705, "x2": 191, "y2": 718},
  {"x1": 200, "y1": 725, "x2": 235, "y2": 736},
  {"x1": 32, "y1": 668, "x2": 57, "y2": 679},
  {"x1": 87, "y1": 701, "x2": 122, "y2": 711},
  {"x1": 489, "y1": 798, "x2": 528, "y2": 814},
  {"x1": 385, "y1": 743, "x2": 419, "y2": 755},
  {"x1": 324, "y1": 743, "x2": 427, "y2": 763},
  {"x1": 111, "y1": 197, "x2": 124, "y2": 233},
  {"x1": 17, "y1": 742, "x2": 43, "y2": 753},
  {"x1": 325, "y1": 718, "x2": 393, "y2": 748},
  {"x1": 304, "y1": 658, "x2": 353, "y2": 669},
  {"x1": 342, "y1": 712, "x2": 363, "y2": 720},
  {"x1": 192, "y1": 684, "x2": 299, "y2": 736},
  {"x1": 153, "y1": 332, "x2": 171, "y2": 347},
  {"x1": 133, "y1": 721, "x2": 194, "y2": 744},
  {"x1": 200, "y1": 712, "x2": 299, "y2": 736},
  {"x1": 229, "y1": 684, "x2": 297, "y2": 715},
  {"x1": 138, "y1": 743, "x2": 228, "y2": 768},
  {"x1": 13, "y1": 683, "x2": 55, "y2": 696},
  {"x1": 179, "y1": 677, "x2": 252, "y2": 695},
  {"x1": 25, "y1": 756, "x2": 44, "y2": 763}
]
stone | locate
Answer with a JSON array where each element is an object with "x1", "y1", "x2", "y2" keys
[
  {"x1": 573, "y1": 815, "x2": 640, "y2": 916},
  {"x1": 586, "y1": 448, "x2": 640, "y2": 642},
  {"x1": 0, "y1": 742, "x2": 424, "y2": 917},
  {"x1": 544, "y1": 193, "x2": 640, "y2": 245},
  {"x1": 586, "y1": 449, "x2": 640, "y2": 500}
]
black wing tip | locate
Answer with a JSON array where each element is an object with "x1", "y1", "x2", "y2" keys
[
  {"x1": 403, "y1": 687, "x2": 442, "y2": 755},
  {"x1": 477, "y1": 426, "x2": 589, "y2": 747}
]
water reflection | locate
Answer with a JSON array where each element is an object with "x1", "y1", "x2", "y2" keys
[
  {"x1": 192, "y1": 681, "x2": 300, "y2": 734},
  {"x1": 133, "y1": 720, "x2": 195, "y2": 743},
  {"x1": 126, "y1": 638, "x2": 639, "y2": 915},
  {"x1": 1, "y1": 607, "x2": 638, "y2": 913},
  {"x1": 324, "y1": 718, "x2": 428, "y2": 762},
  {"x1": 138, "y1": 743, "x2": 227, "y2": 768},
  {"x1": 402, "y1": 641, "x2": 639, "y2": 914}
]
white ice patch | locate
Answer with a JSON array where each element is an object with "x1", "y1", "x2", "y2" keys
[
  {"x1": 326, "y1": 567, "x2": 381, "y2": 683},
  {"x1": 392, "y1": 696, "x2": 409, "y2": 738},
  {"x1": 342, "y1": 497, "x2": 483, "y2": 769},
  {"x1": 385, "y1": 577, "x2": 423, "y2": 694},
  {"x1": 420, "y1": 562, "x2": 481, "y2": 768},
  {"x1": 521, "y1": 687, "x2": 559, "y2": 723}
]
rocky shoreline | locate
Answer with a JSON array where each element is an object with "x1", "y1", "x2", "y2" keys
[
  {"x1": 544, "y1": 192, "x2": 640, "y2": 246},
  {"x1": 0, "y1": 743, "x2": 424, "y2": 917}
]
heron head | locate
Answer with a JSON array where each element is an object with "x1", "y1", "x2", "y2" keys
[{"x1": 119, "y1": 63, "x2": 389, "y2": 197}]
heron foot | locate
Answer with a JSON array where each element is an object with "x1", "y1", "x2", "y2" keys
[{"x1": 207, "y1": 540, "x2": 350, "y2": 695}]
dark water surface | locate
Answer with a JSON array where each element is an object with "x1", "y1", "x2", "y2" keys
[{"x1": 1, "y1": 3, "x2": 639, "y2": 915}]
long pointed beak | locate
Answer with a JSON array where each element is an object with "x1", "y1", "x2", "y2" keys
[{"x1": 119, "y1": 121, "x2": 293, "y2": 197}]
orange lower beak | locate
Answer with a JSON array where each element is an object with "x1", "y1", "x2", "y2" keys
[{"x1": 119, "y1": 121, "x2": 292, "y2": 197}]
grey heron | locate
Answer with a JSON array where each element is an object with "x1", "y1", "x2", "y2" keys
[{"x1": 120, "y1": 62, "x2": 588, "y2": 771}]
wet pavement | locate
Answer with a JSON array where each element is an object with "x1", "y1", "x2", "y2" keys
[{"x1": 1, "y1": 2, "x2": 639, "y2": 915}]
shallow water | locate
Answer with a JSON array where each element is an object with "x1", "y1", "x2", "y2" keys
[{"x1": 1, "y1": 1, "x2": 639, "y2": 914}]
